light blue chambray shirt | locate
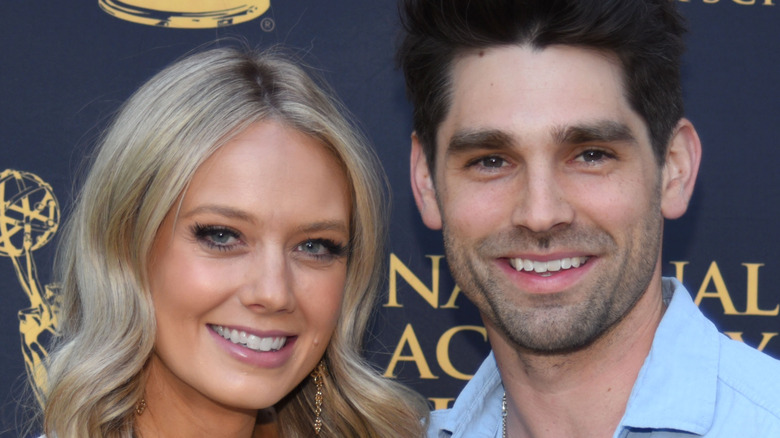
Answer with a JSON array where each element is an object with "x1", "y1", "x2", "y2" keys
[{"x1": 427, "y1": 278, "x2": 780, "y2": 438}]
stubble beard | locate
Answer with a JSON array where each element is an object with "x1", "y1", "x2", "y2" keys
[{"x1": 441, "y1": 217, "x2": 662, "y2": 355}]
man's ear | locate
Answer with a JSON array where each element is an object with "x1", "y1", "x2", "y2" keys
[
  {"x1": 410, "y1": 132, "x2": 443, "y2": 230},
  {"x1": 661, "y1": 118, "x2": 702, "y2": 219}
]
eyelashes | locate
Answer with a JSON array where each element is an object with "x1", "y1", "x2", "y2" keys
[{"x1": 190, "y1": 223, "x2": 348, "y2": 260}]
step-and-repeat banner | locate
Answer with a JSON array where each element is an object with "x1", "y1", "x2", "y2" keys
[{"x1": 1, "y1": 1, "x2": 778, "y2": 434}]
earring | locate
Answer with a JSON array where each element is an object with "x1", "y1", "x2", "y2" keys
[
  {"x1": 311, "y1": 360, "x2": 327, "y2": 434},
  {"x1": 135, "y1": 398, "x2": 147, "y2": 415}
]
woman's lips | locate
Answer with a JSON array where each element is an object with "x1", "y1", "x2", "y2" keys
[{"x1": 208, "y1": 324, "x2": 298, "y2": 368}]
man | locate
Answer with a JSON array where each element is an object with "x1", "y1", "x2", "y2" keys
[{"x1": 397, "y1": 0, "x2": 780, "y2": 437}]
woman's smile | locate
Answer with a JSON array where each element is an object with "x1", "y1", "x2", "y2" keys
[{"x1": 211, "y1": 324, "x2": 288, "y2": 353}]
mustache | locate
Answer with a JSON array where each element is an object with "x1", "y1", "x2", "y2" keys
[{"x1": 471, "y1": 224, "x2": 616, "y2": 254}]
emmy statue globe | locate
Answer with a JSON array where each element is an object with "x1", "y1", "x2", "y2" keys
[{"x1": 0, "y1": 169, "x2": 60, "y2": 406}]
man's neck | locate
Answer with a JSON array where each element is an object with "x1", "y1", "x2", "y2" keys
[{"x1": 490, "y1": 280, "x2": 668, "y2": 438}]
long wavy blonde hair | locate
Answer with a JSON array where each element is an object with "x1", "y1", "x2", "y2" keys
[{"x1": 42, "y1": 46, "x2": 427, "y2": 437}]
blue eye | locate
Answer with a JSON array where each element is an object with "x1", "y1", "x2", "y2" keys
[
  {"x1": 299, "y1": 240, "x2": 325, "y2": 254},
  {"x1": 209, "y1": 230, "x2": 235, "y2": 244},
  {"x1": 192, "y1": 224, "x2": 241, "y2": 251},
  {"x1": 296, "y1": 239, "x2": 347, "y2": 260}
]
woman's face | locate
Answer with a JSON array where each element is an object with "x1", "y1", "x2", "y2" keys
[{"x1": 147, "y1": 120, "x2": 350, "y2": 412}]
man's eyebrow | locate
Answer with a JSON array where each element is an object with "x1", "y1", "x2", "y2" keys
[
  {"x1": 445, "y1": 122, "x2": 635, "y2": 157},
  {"x1": 553, "y1": 121, "x2": 637, "y2": 145},
  {"x1": 446, "y1": 129, "x2": 514, "y2": 156}
]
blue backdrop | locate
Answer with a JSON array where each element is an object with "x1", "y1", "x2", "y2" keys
[{"x1": 1, "y1": 1, "x2": 778, "y2": 435}]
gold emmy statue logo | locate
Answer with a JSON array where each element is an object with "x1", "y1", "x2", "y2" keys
[
  {"x1": 0, "y1": 169, "x2": 61, "y2": 406},
  {"x1": 99, "y1": 0, "x2": 271, "y2": 28}
]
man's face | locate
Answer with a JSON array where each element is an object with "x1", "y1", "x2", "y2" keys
[{"x1": 412, "y1": 45, "x2": 675, "y2": 353}]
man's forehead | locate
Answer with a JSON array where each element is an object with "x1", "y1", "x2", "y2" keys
[
  {"x1": 436, "y1": 45, "x2": 643, "y2": 152},
  {"x1": 447, "y1": 45, "x2": 624, "y2": 108}
]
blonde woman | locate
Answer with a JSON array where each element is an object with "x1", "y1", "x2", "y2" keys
[{"x1": 39, "y1": 46, "x2": 428, "y2": 437}]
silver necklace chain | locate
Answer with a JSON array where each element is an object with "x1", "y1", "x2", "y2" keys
[{"x1": 502, "y1": 391, "x2": 507, "y2": 438}]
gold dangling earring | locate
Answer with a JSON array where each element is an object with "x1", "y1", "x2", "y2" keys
[{"x1": 311, "y1": 360, "x2": 326, "y2": 435}]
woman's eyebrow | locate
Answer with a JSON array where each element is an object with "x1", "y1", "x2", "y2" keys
[
  {"x1": 182, "y1": 205, "x2": 256, "y2": 224},
  {"x1": 297, "y1": 220, "x2": 349, "y2": 235}
]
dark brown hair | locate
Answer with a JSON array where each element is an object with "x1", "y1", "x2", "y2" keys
[{"x1": 398, "y1": 0, "x2": 687, "y2": 171}]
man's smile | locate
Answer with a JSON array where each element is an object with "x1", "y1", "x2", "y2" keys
[{"x1": 508, "y1": 256, "x2": 590, "y2": 275}]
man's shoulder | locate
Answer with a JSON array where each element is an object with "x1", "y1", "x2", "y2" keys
[
  {"x1": 705, "y1": 336, "x2": 780, "y2": 435},
  {"x1": 631, "y1": 279, "x2": 780, "y2": 434},
  {"x1": 716, "y1": 333, "x2": 780, "y2": 417},
  {"x1": 674, "y1": 278, "x2": 780, "y2": 424}
]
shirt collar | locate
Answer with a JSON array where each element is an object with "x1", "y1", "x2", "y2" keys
[
  {"x1": 619, "y1": 278, "x2": 719, "y2": 435},
  {"x1": 440, "y1": 351, "x2": 504, "y2": 437}
]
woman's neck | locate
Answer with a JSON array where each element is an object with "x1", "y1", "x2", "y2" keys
[{"x1": 135, "y1": 360, "x2": 266, "y2": 438}]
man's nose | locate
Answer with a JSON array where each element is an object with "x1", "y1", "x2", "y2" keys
[{"x1": 511, "y1": 165, "x2": 574, "y2": 233}]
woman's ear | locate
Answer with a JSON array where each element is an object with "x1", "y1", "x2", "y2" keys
[
  {"x1": 410, "y1": 132, "x2": 443, "y2": 230},
  {"x1": 661, "y1": 118, "x2": 702, "y2": 219}
]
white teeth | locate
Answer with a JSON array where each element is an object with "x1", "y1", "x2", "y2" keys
[
  {"x1": 212, "y1": 325, "x2": 287, "y2": 352},
  {"x1": 509, "y1": 256, "x2": 589, "y2": 274}
]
